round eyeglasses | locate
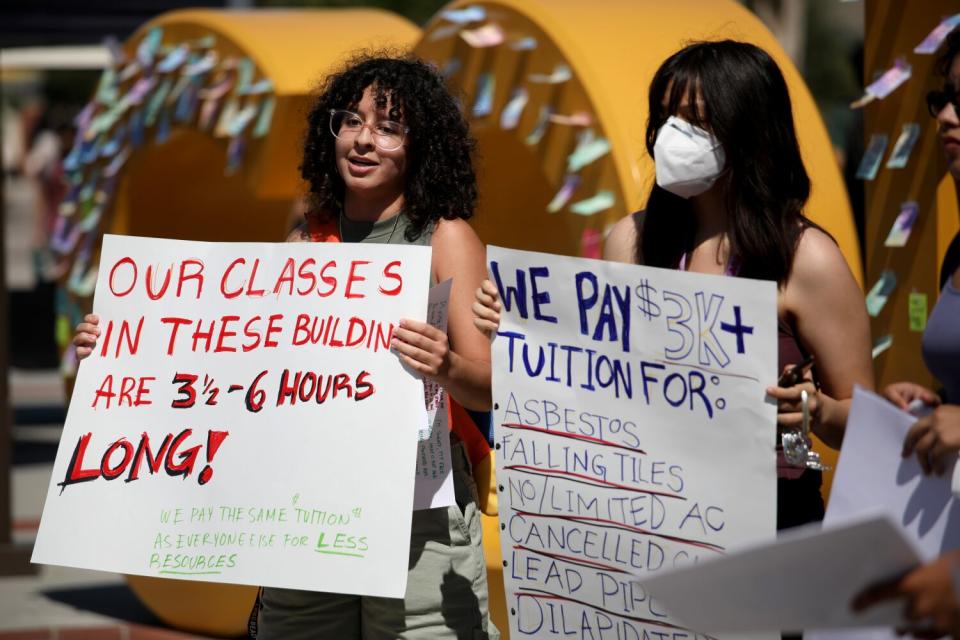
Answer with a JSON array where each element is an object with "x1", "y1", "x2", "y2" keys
[
  {"x1": 328, "y1": 109, "x2": 409, "y2": 151},
  {"x1": 926, "y1": 85, "x2": 960, "y2": 118}
]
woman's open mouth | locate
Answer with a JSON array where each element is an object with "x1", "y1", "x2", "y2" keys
[{"x1": 347, "y1": 156, "x2": 378, "y2": 175}]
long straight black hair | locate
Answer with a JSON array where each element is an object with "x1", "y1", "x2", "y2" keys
[{"x1": 639, "y1": 40, "x2": 815, "y2": 285}]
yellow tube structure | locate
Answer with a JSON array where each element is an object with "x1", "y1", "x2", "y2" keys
[
  {"x1": 114, "y1": 8, "x2": 420, "y2": 241},
  {"x1": 416, "y1": 0, "x2": 862, "y2": 285}
]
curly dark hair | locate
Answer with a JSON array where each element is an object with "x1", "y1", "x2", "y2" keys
[{"x1": 300, "y1": 52, "x2": 477, "y2": 241}]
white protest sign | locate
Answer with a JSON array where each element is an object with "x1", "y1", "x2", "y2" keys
[
  {"x1": 808, "y1": 387, "x2": 960, "y2": 640},
  {"x1": 32, "y1": 234, "x2": 431, "y2": 598},
  {"x1": 639, "y1": 514, "x2": 922, "y2": 633},
  {"x1": 414, "y1": 279, "x2": 455, "y2": 510},
  {"x1": 488, "y1": 246, "x2": 778, "y2": 640}
]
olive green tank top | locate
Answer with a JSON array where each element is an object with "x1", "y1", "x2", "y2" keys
[
  {"x1": 338, "y1": 211, "x2": 435, "y2": 285},
  {"x1": 337, "y1": 211, "x2": 433, "y2": 247}
]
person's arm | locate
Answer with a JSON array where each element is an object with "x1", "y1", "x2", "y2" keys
[
  {"x1": 883, "y1": 381, "x2": 942, "y2": 411},
  {"x1": 902, "y1": 404, "x2": 960, "y2": 475},
  {"x1": 766, "y1": 227, "x2": 874, "y2": 449},
  {"x1": 852, "y1": 549, "x2": 960, "y2": 639},
  {"x1": 603, "y1": 212, "x2": 643, "y2": 264},
  {"x1": 391, "y1": 218, "x2": 492, "y2": 411},
  {"x1": 285, "y1": 224, "x2": 309, "y2": 243}
]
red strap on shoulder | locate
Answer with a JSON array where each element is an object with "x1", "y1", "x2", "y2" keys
[
  {"x1": 306, "y1": 215, "x2": 340, "y2": 243},
  {"x1": 449, "y1": 398, "x2": 491, "y2": 468}
]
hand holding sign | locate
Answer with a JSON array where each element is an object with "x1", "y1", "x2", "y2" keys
[
  {"x1": 852, "y1": 549, "x2": 960, "y2": 638},
  {"x1": 74, "y1": 313, "x2": 101, "y2": 360},
  {"x1": 902, "y1": 404, "x2": 960, "y2": 476},
  {"x1": 882, "y1": 381, "x2": 940, "y2": 412},
  {"x1": 392, "y1": 318, "x2": 451, "y2": 379},
  {"x1": 472, "y1": 279, "x2": 502, "y2": 337}
]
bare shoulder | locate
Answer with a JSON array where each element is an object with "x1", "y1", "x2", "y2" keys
[
  {"x1": 285, "y1": 224, "x2": 309, "y2": 243},
  {"x1": 790, "y1": 225, "x2": 852, "y2": 285},
  {"x1": 431, "y1": 217, "x2": 485, "y2": 274},
  {"x1": 603, "y1": 211, "x2": 644, "y2": 264},
  {"x1": 432, "y1": 217, "x2": 482, "y2": 250},
  {"x1": 784, "y1": 224, "x2": 861, "y2": 313}
]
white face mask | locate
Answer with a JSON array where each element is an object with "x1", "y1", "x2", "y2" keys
[{"x1": 653, "y1": 115, "x2": 726, "y2": 199}]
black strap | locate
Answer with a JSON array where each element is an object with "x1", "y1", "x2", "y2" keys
[
  {"x1": 247, "y1": 587, "x2": 263, "y2": 638},
  {"x1": 941, "y1": 230, "x2": 960, "y2": 289}
]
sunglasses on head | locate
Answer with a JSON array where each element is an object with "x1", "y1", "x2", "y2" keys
[{"x1": 926, "y1": 84, "x2": 960, "y2": 117}]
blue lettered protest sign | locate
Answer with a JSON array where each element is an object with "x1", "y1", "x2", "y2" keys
[{"x1": 489, "y1": 246, "x2": 778, "y2": 640}]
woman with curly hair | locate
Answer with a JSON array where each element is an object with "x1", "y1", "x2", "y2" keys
[
  {"x1": 74, "y1": 53, "x2": 498, "y2": 639},
  {"x1": 262, "y1": 53, "x2": 497, "y2": 640}
]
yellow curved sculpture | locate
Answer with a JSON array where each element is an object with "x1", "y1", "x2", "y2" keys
[
  {"x1": 415, "y1": 0, "x2": 862, "y2": 283},
  {"x1": 52, "y1": 8, "x2": 419, "y2": 379},
  {"x1": 112, "y1": 8, "x2": 421, "y2": 242},
  {"x1": 57, "y1": 2, "x2": 859, "y2": 637}
]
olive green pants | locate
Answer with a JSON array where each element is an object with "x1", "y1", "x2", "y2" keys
[{"x1": 258, "y1": 441, "x2": 499, "y2": 640}]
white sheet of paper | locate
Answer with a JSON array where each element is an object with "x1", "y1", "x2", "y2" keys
[
  {"x1": 488, "y1": 246, "x2": 778, "y2": 640},
  {"x1": 820, "y1": 387, "x2": 959, "y2": 554},
  {"x1": 32, "y1": 235, "x2": 431, "y2": 598},
  {"x1": 807, "y1": 387, "x2": 960, "y2": 640},
  {"x1": 413, "y1": 279, "x2": 455, "y2": 510},
  {"x1": 639, "y1": 514, "x2": 921, "y2": 633}
]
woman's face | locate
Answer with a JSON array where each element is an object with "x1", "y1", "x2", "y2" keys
[
  {"x1": 334, "y1": 85, "x2": 409, "y2": 202},
  {"x1": 936, "y1": 54, "x2": 960, "y2": 180},
  {"x1": 661, "y1": 82, "x2": 708, "y2": 130}
]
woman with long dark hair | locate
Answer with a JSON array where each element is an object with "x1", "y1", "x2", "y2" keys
[
  {"x1": 854, "y1": 32, "x2": 960, "y2": 637},
  {"x1": 76, "y1": 53, "x2": 498, "y2": 639},
  {"x1": 476, "y1": 40, "x2": 874, "y2": 530}
]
